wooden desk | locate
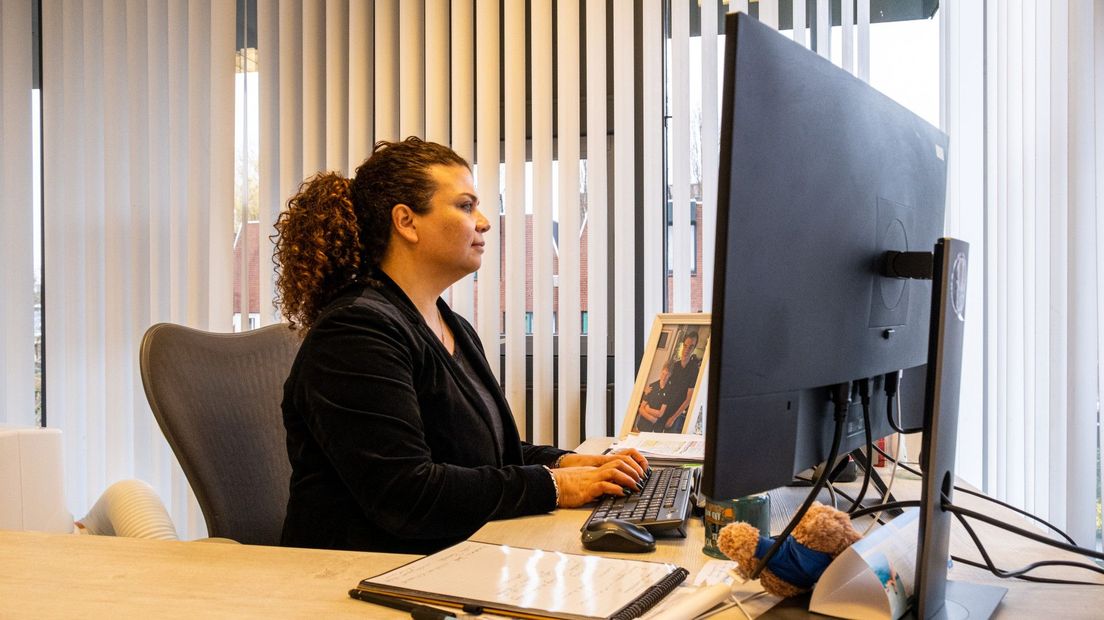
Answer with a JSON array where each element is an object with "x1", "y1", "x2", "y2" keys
[
  {"x1": 2, "y1": 464, "x2": 1100, "y2": 617},
  {"x1": 0, "y1": 529, "x2": 416, "y2": 618},
  {"x1": 0, "y1": 508, "x2": 706, "y2": 619}
]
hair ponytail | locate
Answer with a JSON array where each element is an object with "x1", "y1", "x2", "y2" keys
[{"x1": 273, "y1": 172, "x2": 361, "y2": 330}]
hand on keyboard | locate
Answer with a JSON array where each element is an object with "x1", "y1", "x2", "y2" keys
[
  {"x1": 551, "y1": 460, "x2": 647, "y2": 508},
  {"x1": 557, "y1": 450, "x2": 650, "y2": 479},
  {"x1": 583, "y1": 466, "x2": 694, "y2": 537}
]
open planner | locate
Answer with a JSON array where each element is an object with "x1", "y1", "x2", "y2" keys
[{"x1": 355, "y1": 540, "x2": 689, "y2": 620}]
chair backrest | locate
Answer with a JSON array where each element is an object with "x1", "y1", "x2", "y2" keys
[{"x1": 140, "y1": 322, "x2": 300, "y2": 545}]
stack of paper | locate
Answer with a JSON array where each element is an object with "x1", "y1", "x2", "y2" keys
[{"x1": 607, "y1": 432, "x2": 705, "y2": 464}]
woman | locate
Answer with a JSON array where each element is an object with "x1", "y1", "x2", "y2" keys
[{"x1": 273, "y1": 137, "x2": 648, "y2": 554}]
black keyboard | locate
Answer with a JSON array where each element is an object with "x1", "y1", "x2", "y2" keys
[{"x1": 582, "y1": 466, "x2": 694, "y2": 537}]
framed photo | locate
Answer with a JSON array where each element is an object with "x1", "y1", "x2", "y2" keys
[{"x1": 620, "y1": 313, "x2": 712, "y2": 437}]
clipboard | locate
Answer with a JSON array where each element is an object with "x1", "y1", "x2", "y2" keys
[{"x1": 354, "y1": 540, "x2": 689, "y2": 620}]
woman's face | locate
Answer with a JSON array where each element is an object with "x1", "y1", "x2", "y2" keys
[{"x1": 414, "y1": 164, "x2": 490, "y2": 280}]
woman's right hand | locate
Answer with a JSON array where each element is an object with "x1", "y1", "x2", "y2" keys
[{"x1": 551, "y1": 461, "x2": 644, "y2": 508}]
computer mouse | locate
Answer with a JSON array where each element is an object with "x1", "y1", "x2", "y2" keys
[{"x1": 581, "y1": 518, "x2": 656, "y2": 553}]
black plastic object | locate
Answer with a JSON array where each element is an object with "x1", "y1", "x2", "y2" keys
[{"x1": 581, "y1": 518, "x2": 657, "y2": 553}]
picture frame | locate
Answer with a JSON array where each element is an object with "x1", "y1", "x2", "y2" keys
[{"x1": 619, "y1": 313, "x2": 712, "y2": 437}]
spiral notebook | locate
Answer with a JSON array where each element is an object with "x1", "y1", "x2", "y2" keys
[{"x1": 354, "y1": 540, "x2": 689, "y2": 620}]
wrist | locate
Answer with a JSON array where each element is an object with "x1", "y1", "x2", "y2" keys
[
  {"x1": 552, "y1": 452, "x2": 573, "y2": 468},
  {"x1": 543, "y1": 465, "x2": 560, "y2": 507}
]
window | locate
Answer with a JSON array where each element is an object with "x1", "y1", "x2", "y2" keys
[
  {"x1": 665, "y1": 199, "x2": 698, "y2": 275},
  {"x1": 480, "y1": 159, "x2": 590, "y2": 338},
  {"x1": 32, "y1": 0, "x2": 43, "y2": 425},
  {"x1": 233, "y1": 8, "x2": 259, "y2": 332}
]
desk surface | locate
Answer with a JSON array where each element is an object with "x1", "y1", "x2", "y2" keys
[
  {"x1": 0, "y1": 507, "x2": 706, "y2": 619},
  {"x1": 2, "y1": 460, "x2": 1101, "y2": 617}
]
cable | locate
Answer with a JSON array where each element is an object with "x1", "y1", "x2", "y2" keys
[
  {"x1": 950, "y1": 511, "x2": 1104, "y2": 585},
  {"x1": 883, "y1": 370, "x2": 922, "y2": 434},
  {"x1": 750, "y1": 382, "x2": 851, "y2": 580},
  {"x1": 951, "y1": 487, "x2": 1079, "y2": 547},
  {"x1": 870, "y1": 442, "x2": 1078, "y2": 546},
  {"x1": 861, "y1": 412, "x2": 902, "y2": 536},
  {"x1": 848, "y1": 500, "x2": 1101, "y2": 586},
  {"x1": 848, "y1": 498, "x2": 1102, "y2": 585},
  {"x1": 943, "y1": 501, "x2": 1104, "y2": 562},
  {"x1": 848, "y1": 500, "x2": 921, "y2": 520},
  {"x1": 871, "y1": 439, "x2": 922, "y2": 477},
  {"x1": 951, "y1": 555, "x2": 1104, "y2": 586},
  {"x1": 826, "y1": 478, "x2": 838, "y2": 510},
  {"x1": 845, "y1": 379, "x2": 874, "y2": 514},
  {"x1": 823, "y1": 480, "x2": 855, "y2": 506},
  {"x1": 883, "y1": 370, "x2": 923, "y2": 434},
  {"x1": 796, "y1": 476, "x2": 860, "y2": 516},
  {"x1": 838, "y1": 414, "x2": 1100, "y2": 586}
]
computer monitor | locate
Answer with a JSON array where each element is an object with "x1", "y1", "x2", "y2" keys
[
  {"x1": 702, "y1": 11, "x2": 946, "y2": 502},
  {"x1": 703, "y1": 13, "x2": 1006, "y2": 618}
]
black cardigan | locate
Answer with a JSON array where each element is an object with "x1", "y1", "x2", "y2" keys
[{"x1": 280, "y1": 275, "x2": 567, "y2": 554}]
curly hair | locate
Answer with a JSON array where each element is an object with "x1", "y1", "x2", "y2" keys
[{"x1": 273, "y1": 137, "x2": 470, "y2": 330}]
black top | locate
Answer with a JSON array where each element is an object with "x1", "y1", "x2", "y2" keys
[
  {"x1": 637, "y1": 378, "x2": 670, "y2": 432},
  {"x1": 280, "y1": 273, "x2": 568, "y2": 554},
  {"x1": 667, "y1": 354, "x2": 701, "y2": 408},
  {"x1": 451, "y1": 340, "x2": 505, "y2": 449}
]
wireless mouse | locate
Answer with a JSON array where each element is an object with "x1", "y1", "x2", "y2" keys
[{"x1": 581, "y1": 518, "x2": 656, "y2": 553}]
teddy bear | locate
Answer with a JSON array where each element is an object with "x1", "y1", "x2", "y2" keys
[{"x1": 716, "y1": 501, "x2": 863, "y2": 598}]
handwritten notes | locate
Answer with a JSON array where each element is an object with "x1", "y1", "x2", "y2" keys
[{"x1": 361, "y1": 541, "x2": 681, "y2": 619}]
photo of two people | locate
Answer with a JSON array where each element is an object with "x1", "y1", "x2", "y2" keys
[{"x1": 625, "y1": 315, "x2": 711, "y2": 435}]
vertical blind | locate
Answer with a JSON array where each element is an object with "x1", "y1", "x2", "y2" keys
[
  {"x1": 557, "y1": 0, "x2": 582, "y2": 448},
  {"x1": 531, "y1": 0, "x2": 553, "y2": 445},
  {"x1": 700, "y1": 0, "x2": 719, "y2": 311},
  {"x1": 258, "y1": 1, "x2": 646, "y2": 446},
  {"x1": 474, "y1": 0, "x2": 500, "y2": 374},
  {"x1": 584, "y1": 0, "x2": 609, "y2": 438},
  {"x1": 611, "y1": 0, "x2": 637, "y2": 423},
  {"x1": 977, "y1": 0, "x2": 1102, "y2": 546},
  {"x1": 448, "y1": 0, "x2": 475, "y2": 320},
  {"x1": 502, "y1": 0, "x2": 527, "y2": 436},
  {"x1": 0, "y1": 0, "x2": 35, "y2": 428},
  {"x1": 39, "y1": 0, "x2": 235, "y2": 537},
  {"x1": 640, "y1": 0, "x2": 662, "y2": 338},
  {"x1": 670, "y1": 0, "x2": 691, "y2": 312}
]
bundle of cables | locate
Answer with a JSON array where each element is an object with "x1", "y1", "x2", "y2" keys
[
  {"x1": 838, "y1": 376, "x2": 1104, "y2": 587},
  {"x1": 847, "y1": 444, "x2": 1104, "y2": 586},
  {"x1": 763, "y1": 374, "x2": 1104, "y2": 589}
]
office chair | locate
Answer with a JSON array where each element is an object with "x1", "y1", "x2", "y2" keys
[{"x1": 140, "y1": 322, "x2": 300, "y2": 545}]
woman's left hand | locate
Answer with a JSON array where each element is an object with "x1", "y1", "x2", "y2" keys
[{"x1": 558, "y1": 450, "x2": 649, "y2": 480}]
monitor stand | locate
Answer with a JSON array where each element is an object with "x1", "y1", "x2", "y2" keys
[
  {"x1": 913, "y1": 238, "x2": 1005, "y2": 619},
  {"x1": 763, "y1": 239, "x2": 1006, "y2": 620}
]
